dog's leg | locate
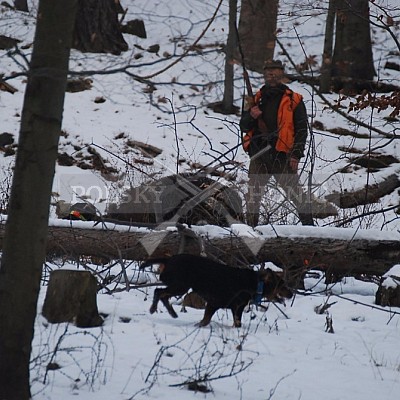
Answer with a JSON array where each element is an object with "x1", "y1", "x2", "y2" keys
[
  {"x1": 231, "y1": 304, "x2": 246, "y2": 328},
  {"x1": 196, "y1": 303, "x2": 218, "y2": 327},
  {"x1": 160, "y1": 294, "x2": 179, "y2": 318},
  {"x1": 150, "y1": 288, "x2": 163, "y2": 314},
  {"x1": 153, "y1": 286, "x2": 187, "y2": 318}
]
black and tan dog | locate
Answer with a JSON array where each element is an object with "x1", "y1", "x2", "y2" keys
[{"x1": 140, "y1": 254, "x2": 292, "y2": 327}]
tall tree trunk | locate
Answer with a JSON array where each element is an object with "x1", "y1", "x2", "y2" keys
[
  {"x1": 237, "y1": 0, "x2": 278, "y2": 73},
  {"x1": 332, "y1": 0, "x2": 375, "y2": 90},
  {"x1": 73, "y1": 0, "x2": 128, "y2": 55},
  {"x1": 221, "y1": 0, "x2": 238, "y2": 113},
  {"x1": 320, "y1": 0, "x2": 336, "y2": 93},
  {"x1": 0, "y1": 1, "x2": 77, "y2": 399}
]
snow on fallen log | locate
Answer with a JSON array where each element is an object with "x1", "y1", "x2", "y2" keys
[{"x1": 0, "y1": 216, "x2": 399, "y2": 277}]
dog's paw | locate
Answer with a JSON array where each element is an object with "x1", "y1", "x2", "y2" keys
[
  {"x1": 149, "y1": 305, "x2": 157, "y2": 314},
  {"x1": 276, "y1": 298, "x2": 287, "y2": 306},
  {"x1": 195, "y1": 320, "x2": 209, "y2": 328}
]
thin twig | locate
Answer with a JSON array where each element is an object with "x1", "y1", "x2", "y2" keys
[{"x1": 140, "y1": 0, "x2": 224, "y2": 80}]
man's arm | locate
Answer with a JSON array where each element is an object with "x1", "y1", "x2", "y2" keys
[{"x1": 239, "y1": 108, "x2": 257, "y2": 132}]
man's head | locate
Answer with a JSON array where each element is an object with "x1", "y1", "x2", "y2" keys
[{"x1": 263, "y1": 59, "x2": 285, "y2": 87}]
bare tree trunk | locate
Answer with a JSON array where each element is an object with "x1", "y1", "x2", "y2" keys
[
  {"x1": 0, "y1": 1, "x2": 77, "y2": 399},
  {"x1": 73, "y1": 0, "x2": 128, "y2": 55},
  {"x1": 332, "y1": 0, "x2": 375, "y2": 91},
  {"x1": 237, "y1": 0, "x2": 278, "y2": 72},
  {"x1": 320, "y1": 0, "x2": 336, "y2": 93},
  {"x1": 221, "y1": 0, "x2": 238, "y2": 113}
]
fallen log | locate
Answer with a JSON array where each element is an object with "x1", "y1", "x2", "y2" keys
[
  {"x1": 1, "y1": 218, "x2": 399, "y2": 277},
  {"x1": 325, "y1": 173, "x2": 400, "y2": 208}
]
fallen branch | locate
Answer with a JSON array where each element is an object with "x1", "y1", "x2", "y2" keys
[{"x1": 325, "y1": 173, "x2": 400, "y2": 208}]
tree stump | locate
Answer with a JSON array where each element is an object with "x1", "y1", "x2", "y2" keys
[
  {"x1": 375, "y1": 265, "x2": 400, "y2": 307},
  {"x1": 42, "y1": 270, "x2": 103, "y2": 328}
]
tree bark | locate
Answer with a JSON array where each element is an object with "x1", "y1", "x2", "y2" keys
[
  {"x1": 237, "y1": 0, "x2": 278, "y2": 73},
  {"x1": 320, "y1": 0, "x2": 336, "y2": 93},
  {"x1": 221, "y1": 0, "x2": 237, "y2": 113},
  {"x1": 0, "y1": 220, "x2": 397, "y2": 278},
  {"x1": 0, "y1": 1, "x2": 77, "y2": 399},
  {"x1": 73, "y1": 0, "x2": 128, "y2": 55},
  {"x1": 332, "y1": 0, "x2": 375, "y2": 91}
]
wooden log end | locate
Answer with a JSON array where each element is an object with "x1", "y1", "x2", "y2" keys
[
  {"x1": 42, "y1": 269, "x2": 103, "y2": 328},
  {"x1": 375, "y1": 273, "x2": 400, "y2": 307}
]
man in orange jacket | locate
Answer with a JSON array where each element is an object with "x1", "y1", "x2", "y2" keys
[{"x1": 240, "y1": 59, "x2": 314, "y2": 227}]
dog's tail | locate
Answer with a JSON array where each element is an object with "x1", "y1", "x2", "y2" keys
[{"x1": 139, "y1": 257, "x2": 170, "y2": 270}]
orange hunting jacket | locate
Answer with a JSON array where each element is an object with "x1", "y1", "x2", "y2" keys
[{"x1": 242, "y1": 88, "x2": 303, "y2": 155}]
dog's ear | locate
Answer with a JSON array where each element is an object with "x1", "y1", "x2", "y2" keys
[
  {"x1": 260, "y1": 268, "x2": 293, "y2": 301},
  {"x1": 158, "y1": 263, "x2": 166, "y2": 273},
  {"x1": 259, "y1": 268, "x2": 286, "y2": 290}
]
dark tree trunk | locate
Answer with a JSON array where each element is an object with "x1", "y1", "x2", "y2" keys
[
  {"x1": 73, "y1": 0, "x2": 128, "y2": 55},
  {"x1": 0, "y1": 1, "x2": 77, "y2": 399},
  {"x1": 237, "y1": 0, "x2": 278, "y2": 73},
  {"x1": 320, "y1": 0, "x2": 336, "y2": 93},
  {"x1": 332, "y1": 0, "x2": 375, "y2": 91},
  {"x1": 221, "y1": 0, "x2": 238, "y2": 113}
]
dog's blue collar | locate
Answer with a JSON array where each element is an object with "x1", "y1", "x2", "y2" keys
[{"x1": 253, "y1": 281, "x2": 264, "y2": 305}]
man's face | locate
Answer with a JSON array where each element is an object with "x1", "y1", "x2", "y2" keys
[{"x1": 264, "y1": 67, "x2": 284, "y2": 87}]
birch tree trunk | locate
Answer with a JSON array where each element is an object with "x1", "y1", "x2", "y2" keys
[{"x1": 0, "y1": 1, "x2": 77, "y2": 398}]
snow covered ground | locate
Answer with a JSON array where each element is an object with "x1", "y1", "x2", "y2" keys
[
  {"x1": 30, "y1": 268, "x2": 400, "y2": 400},
  {"x1": 1, "y1": 0, "x2": 400, "y2": 399}
]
